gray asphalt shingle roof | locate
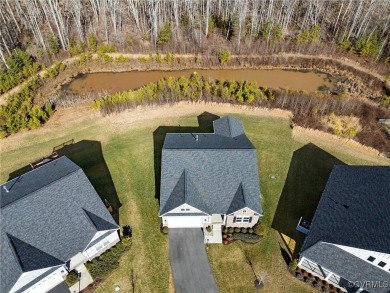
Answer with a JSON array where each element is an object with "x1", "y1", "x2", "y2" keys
[
  {"x1": 300, "y1": 166, "x2": 390, "y2": 292},
  {"x1": 301, "y1": 242, "x2": 390, "y2": 293},
  {"x1": 301, "y1": 166, "x2": 390, "y2": 254},
  {"x1": 0, "y1": 156, "x2": 118, "y2": 293},
  {"x1": 160, "y1": 116, "x2": 262, "y2": 216}
]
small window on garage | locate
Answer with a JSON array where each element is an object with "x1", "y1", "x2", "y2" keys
[
  {"x1": 95, "y1": 242, "x2": 103, "y2": 251},
  {"x1": 102, "y1": 238, "x2": 110, "y2": 246},
  {"x1": 367, "y1": 256, "x2": 375, "y2": 262}
]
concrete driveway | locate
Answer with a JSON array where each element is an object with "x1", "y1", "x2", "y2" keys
[{"x1": 169, "y1": 229, "x2": 219, "y2": 293}]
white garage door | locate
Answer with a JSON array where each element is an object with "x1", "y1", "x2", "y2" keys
[{"x1": 167, "y1": 216, "x2": 205, "y2": 228}]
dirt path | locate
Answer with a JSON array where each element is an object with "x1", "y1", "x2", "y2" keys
[
  {"x1": 1, "y1": 52, "x2": 386, "y2": 106},
  {"x1": 2, "y1": 102, "x2": 389, "y2": 166}
]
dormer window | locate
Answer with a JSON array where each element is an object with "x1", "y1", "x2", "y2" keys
[
  {"x1": 186, "y1": 208, "x2": 190, "y2": 211},
  {"x1": 181, "y1": 209, "x2": 185, "y2": 211},
  {"x1": 367, "y1": 256, "x2": 375, "y2": 262},
  {"x1": 378, "y1": 261, "x2": 386, "y2": 268}
]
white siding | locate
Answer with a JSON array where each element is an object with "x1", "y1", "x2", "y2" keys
[
  {"x1": 298, "y1": 257, "x2": 343, "y2": 289},
  {"x1": 22, "y1": 267, "x2": 66, "y2": 293},
  {"x1": 226, "y1": 207, "x2": 259, "y2": 228},
  {"x1": 333, "y1": 244, "x2": 390, "y2": 273},
  {"x1": 162, "y1": 203, "x2": 207, "y2": 214},
  {"x1": 10, "y1": 267, "x2": 63, "y2": 293},
  {"x1": 83, "y1": 230, "x2": 120, "y2": 261}
]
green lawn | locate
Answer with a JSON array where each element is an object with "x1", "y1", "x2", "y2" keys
[{"x1": 1, "y1": 112, "x2": 388, "y2": 293}]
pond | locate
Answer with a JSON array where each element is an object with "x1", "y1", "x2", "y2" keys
[{"x1": 61, "y1": 69, "x2": 338, "y2": 96}]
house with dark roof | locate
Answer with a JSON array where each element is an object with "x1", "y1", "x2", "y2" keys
[
  {"x1": 159, "y1": 116, "x2": 263, "y2": 243},
  {"x1": 0, "y1": 156, "x2": 119, "y2": 293},
  {"x1": 298, "y1": 166, "x2": 390, "y2": 293}
]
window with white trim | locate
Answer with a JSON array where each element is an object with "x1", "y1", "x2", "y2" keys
[
  {"x1": 95, "y1": 242, "x2": 103, "y2": 252},
  {"x1": 235, "y1": 216, "x2": 251, "y2": 223},
  {"x1": 95, "y1": 237, "x2": 111, "y2": 252}
]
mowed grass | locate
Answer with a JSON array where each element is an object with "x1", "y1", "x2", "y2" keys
[{"x1": 1, "y1": 112, "x2": 389, "y2": 293}]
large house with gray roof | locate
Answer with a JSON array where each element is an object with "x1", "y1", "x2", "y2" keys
[
  {"x1": 0, "y1": 156, "x2": 119, "y2": 293},
  {"x1": 159, "y1": 116, "x2": 263, "y2": 243},
  {"x1": 298, "y1": 166, "x2": 390, "y2": 293}
]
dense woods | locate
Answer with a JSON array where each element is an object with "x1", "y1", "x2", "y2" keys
[{"x1": 0, "y1": 0, "x2": 390, "y2": 68}]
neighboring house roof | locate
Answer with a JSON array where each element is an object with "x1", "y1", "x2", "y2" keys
[
  {"x1": 301, "y1": 166, "x2": 390, "y2": 254},
  {"x1": 301, "y1": 242, "x2": 390, "y2": 293},
  {"x1": 160, "y1": 116, "x2": 262, "y2": 216},
  {"x1": 0, "y1": 156, "x2": 119, "y2": 293}
]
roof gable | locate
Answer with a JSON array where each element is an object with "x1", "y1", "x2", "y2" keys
[
  {"x1": 7, "y1": 234, "x2": 63, "y2": 272},
  {"x1": 213, "y1": 116, "x2": 244, "y2": 138},
  {"x1": 301, "y1": 166, "x2": 390, "y2": 254},
  {"x1": 227, "y1": 183, "x2": 247, "y2": 214},
  {"x1": 160, "y1": 170, "x2": 211, "y2": 215},
  {"x1": 83, "y1": 209, "x2": 118, "y2": 231}
]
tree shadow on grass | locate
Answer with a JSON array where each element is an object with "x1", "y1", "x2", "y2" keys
[
  {"x1": 271, "y1": 143, "x2": 345, "y2": 259},
  {"x1": 152, "y1": 112, "x2": 220, "y2": 203},
  {"x1": 8, "y1": 140, "x2": 121, "y2": 224}
]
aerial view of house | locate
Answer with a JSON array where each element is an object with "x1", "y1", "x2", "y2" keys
[
  {"x1": 298, "y1": 166, "x2": 390, "y2": 293},
  {"x1": 1, "y1": 1, "x2": 390, "y2": 292},
  {"x1": 159, "y1": 116, "x2": 263, "y2": 243},
  {"x1": 0, "y1": 156, "x2": 119, "y2": 293}
]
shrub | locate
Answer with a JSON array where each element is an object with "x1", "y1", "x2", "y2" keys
[
  {"x1": 218, "y1": 49, "x2": 231, "y2": 65},
  {"x1": 48, "y1": 33, "x2": 60, "y2": 54},
  {"x1": 289, "y1": 258, "x2": 298, "y2": 270},
  {"x1": 122, "y1": 225, "x2": 132, "y2": 237},
  {"x1": 248, "y1": 228, "x2": 254, "y2": 234},
  {"x1": 233, "y1": 233, "x2": 261, "y2": 244},
  {"x1": 65, "y1": 271, "x2": 79, "y2": 286},
  {"x1": 157, "y1": 23, "x2": 172, "y2": 45},
  {"x1": 253, "y1": 223, "x2": 267, "y2": 236},
  {"x1": 97, "y1": 52, "x2": 114, "y2": 63},
  {"x1": 241, "y1": 228, "x2": 248, "y2": 234},
  {"x1": 115, "y1": 55, "x2": 130, "y2": 63},
  {"x1": 206, "y1": 226, "x2": 212, "y2": 233},
  {"x1": 381, "y1": 95, "x2": 390, "y2": 105},
  {"x1": 87, "y1": 34, "x2": 98, "y2": 52},
  {"x1": 98, "y1": 44, "x2": 116, "y2": 53},
  {"x1": 227, "y1": 227, "x2": 234, "y2": 233},
  {"x1": 44, "y1": 61, "x2": 66, "y2": 79},
  {"x1": 234, "y1": 227, "x2": 241, "y2": 233},
  {"x1": 86, "y1": 238, "x2": 131, "y2": 279},
  {"x1": 162, "y1": 226, "x2": 169, "y2": 234},
  {"x1": 138, "y1": 56, "x2": 150, "y2": 64},
  {"x1": 223, "y1": 227, "x2": 228, "y2": 234}
]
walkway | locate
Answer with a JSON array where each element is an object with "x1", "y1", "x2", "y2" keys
[{"x1": 68, "y1": 265, "x2": 93, "y2": 293}]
